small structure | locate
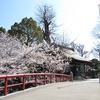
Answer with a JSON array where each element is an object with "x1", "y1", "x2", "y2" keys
[
  {"x1": 51, "y1": 43, "x2": 92, "y2": 79},
  {"x1": 63, "y1": 48, "x2": 91, "y2": 79}
]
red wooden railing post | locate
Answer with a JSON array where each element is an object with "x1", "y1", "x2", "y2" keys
[
  {"x1": 64, "y1": 76, "x2": 66, "y2": 81},
  {"x1": 4, "y1": 75, "x2": 8, "y2": 95},
  {"x1": 66, "y1": 76, "x2": 68, "y2": 81},
  {"x1": 35, "y1": 75, "x2": 37, "y2": 87},
  {"x1": 65, "y1": 76, "x2": 67, "y2": 81},
  {"x1": 60, "y1": 75, "x2": 62, "y2": 82},
  {"x1": 50, "y1": 74, "x2": 52, "y2": 83},
  {"x1": 22, "y1": 74, "x2": 25, "y2": 90},
  {"x1": 55, "y1": 75, "x2": 57, "y2": 83},
  {"x1": 63, "y1": 76, "x2": 64, "y2": 82},
  {"x1": 44, "y1": 74, "x2": 46, "y2": 85}
]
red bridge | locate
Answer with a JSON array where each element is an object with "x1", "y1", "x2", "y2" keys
[{"x1": 0, "y1": 73, "x2": 71, "y2": 96}]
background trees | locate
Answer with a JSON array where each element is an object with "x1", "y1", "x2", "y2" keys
[
  {"x1": 36, "y1": 4, "x2": 56, "y2": 44},
  {"x1": 70, "y1": 42, "x2": 94, "y2": 59},
  {"x1": 91, "y1": 59, "x2": 100, "y2": 71},
  {"x1": 75, "y1": 44, "x2": 88, "y2": 57},
  {"x1": 8, "y1": 17, "x2": 43, "y2": 46},
  {"x1": 0, "y1": 27, "x2": 6, "y2": 33}
]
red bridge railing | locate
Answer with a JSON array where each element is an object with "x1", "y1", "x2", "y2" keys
[{"x1": 0, "y1": 73, "x2": 71, "y2": 96}]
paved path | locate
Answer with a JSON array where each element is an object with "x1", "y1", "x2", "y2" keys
[{"x1": 0, "y1": 79, "x2": 100, "y2": 100}]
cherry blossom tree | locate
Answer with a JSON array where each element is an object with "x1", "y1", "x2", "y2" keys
[{"x1": 0, "y1": 32, "x2": 71, "y2": 75}]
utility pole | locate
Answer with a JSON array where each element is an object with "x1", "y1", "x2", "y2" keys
[
  {"x1": 63, "y1": 32, "x2": 64, "y2": 46},
  {"x1": 97, "y1": 4, "x2": 100, "y2": 81},
  {"x1": 98, "y1": 4, "x2": 100, "y2": 16}
]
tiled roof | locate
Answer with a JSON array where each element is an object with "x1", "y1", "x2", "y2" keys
[{"x1": 64, "y1": 49, "x2": 91, "y2": 62}]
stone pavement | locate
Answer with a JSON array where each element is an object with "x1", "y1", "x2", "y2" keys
[{"x1": 0, "y1": 79, "x2": 100, "y2": 100}]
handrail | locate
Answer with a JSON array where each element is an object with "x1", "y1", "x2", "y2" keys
[{"x1": 0, "y1": 73, "x2": 71, "y2": 96}]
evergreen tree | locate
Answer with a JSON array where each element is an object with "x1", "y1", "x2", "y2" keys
[{"x1": 8, "y1": 17, "x2": 43, "y2": 46}]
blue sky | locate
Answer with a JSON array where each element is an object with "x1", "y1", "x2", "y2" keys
[
  {"x1": 0, "y1": 0, "x2": 100, "y2": 52},
  {"x1": 0, "y1": 0, "x2": 44, "y2": 30},
  {"x1": 0, "y1": 0, "x2": 59, "y2": 30}
]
